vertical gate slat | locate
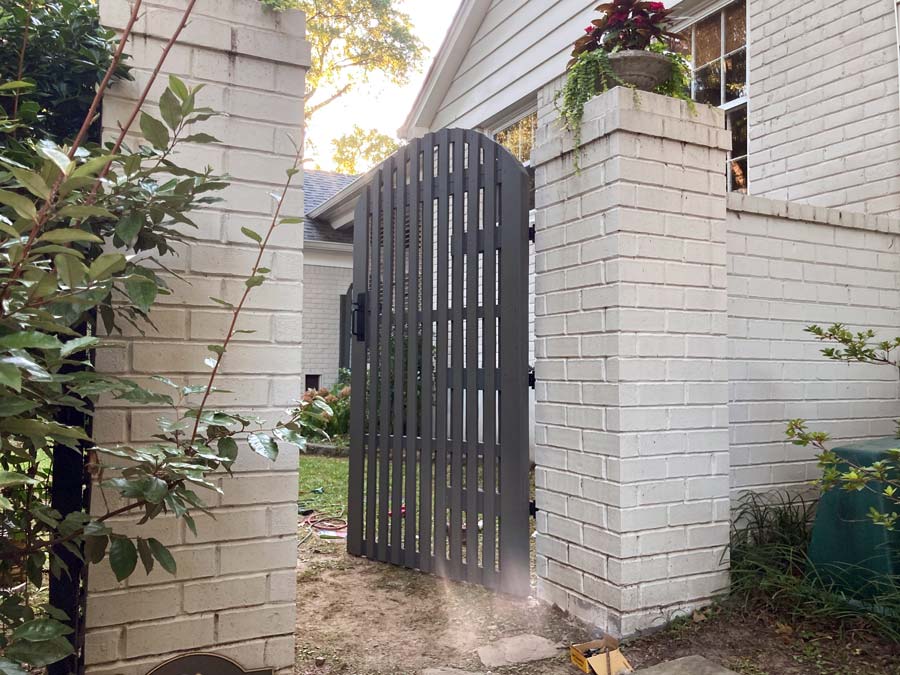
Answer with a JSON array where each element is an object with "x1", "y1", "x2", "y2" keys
[
  {"x1": 378, "y1": 161, "x2": 393, "y2": 563},
  {"x1": 419, "y1": 135, "x2": 435, "y2": 573},
  {"x1": 365, "y1": 185, "x2": 379, "y2": 559},
  {"x1": 391, "y1": 154, "x2": 405, "y2": 565},
  {"x1": 498, "y1": 150, "x2": 530, "y2": 596},
  {"x1": 433, "y1": 131, "x2": 450, "y2": 574},
  {"x1": 464, "y1": 130, "x2": 481, "y2": 584},
  {"x1": 348, "y1": 128, "x2": 530, "y2": 596},
  {"x1": 404, "y1": 142, "x2": 419, "y2": 567},
  {"x1": 449, "y1": 129, "x2": 465, "y2": 580},
  {"x1": 482, "y1": 140, "x2": 498, "y2": 588},
  {"x1": 347, "y1": 187, "x2": 370, "y2": 556}
]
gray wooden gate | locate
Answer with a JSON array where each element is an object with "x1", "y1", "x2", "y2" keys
[{"x1": 347, "y1": 128, "x2": 531, "y2": 596}]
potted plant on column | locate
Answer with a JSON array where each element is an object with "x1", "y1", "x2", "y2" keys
[{"x1": 557, "y1": 0, "x2": 692, "y2": 155}]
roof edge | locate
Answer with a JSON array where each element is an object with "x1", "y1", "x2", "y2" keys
[{"x1": 398, "y1": 0, "x2": 492, "y2": 139}]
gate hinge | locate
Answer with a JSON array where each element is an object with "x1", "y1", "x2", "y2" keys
[
  {"x1": 528, "y1": 224, "x2": 535, "y2": 243},
  {"x1": 528, "y1": 366, "x2": 535, "y2": 389}
]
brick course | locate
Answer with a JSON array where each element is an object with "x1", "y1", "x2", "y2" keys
[{"x1": 88, "y1": 2, "x2": 309, "y2": 673}]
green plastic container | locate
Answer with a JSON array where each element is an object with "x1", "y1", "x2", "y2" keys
[{"x1": 808, "y1": 437, "x2": 900, "y2": 598}]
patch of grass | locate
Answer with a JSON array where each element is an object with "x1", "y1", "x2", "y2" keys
[{"x1": 299, "y1": 455, "x2": 349, "y2": 515}]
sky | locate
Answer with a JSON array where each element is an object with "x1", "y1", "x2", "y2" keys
[{"x1": 305, "y1": 0, "x2": 460, "y2": 172}]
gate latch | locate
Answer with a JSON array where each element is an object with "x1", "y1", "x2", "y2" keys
[
  {"x1": 351, "y1": 292, "x2": 366, "y2": 342},
  {"x1": 528, "y1": 365, "x2": 535, "y2": 389}
]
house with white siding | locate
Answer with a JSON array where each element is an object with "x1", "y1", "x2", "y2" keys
[{"x1": 303, "y1": 0, "x2": 900, "y2": 634}]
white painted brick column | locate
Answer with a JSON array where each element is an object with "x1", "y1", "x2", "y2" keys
[
  {"x1": 531, "y1": 86, "x2": 732, "y2": 636},
  {"x1": 86, "y1": 2, "x2": 309, "y2": 674}
]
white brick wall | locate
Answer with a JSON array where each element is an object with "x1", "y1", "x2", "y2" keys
[
  {"x1": 727, "y1": 193, "x2": 900, "y2": 498},
  {"x1": 748, "y1": 0, "x2": 900, "y2": 216},
  {"x1": 532, "y1": 86, "x2": 732, "y2": 637},
  {"x1": 89, "y1": 2, "x2": 308, "y2": 673},
  {"x1": 302, "y1": 262, "x2": 352, "y2": 388},
  {"x1": 533, "y1": 81, "x2": 900, "y2": 638}
]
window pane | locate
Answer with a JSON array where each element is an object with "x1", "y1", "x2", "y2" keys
[
  {"x1": 495, "y1": 111, "x2": 537, "y2": 165},
  {"x1": 727, "y1": 106, "x2": 748, "y2": 158},
  {"x1": 726, "y1": 0, "x2": 746, "y2": 53},
  {"x1": 694, "y1": 13, "x2": 721, "y2": 66},
  {"x1": 695, "y1": 62, "x2": 722, "y2": 106},
  {"x1": 673, "y1": 29, "x2": 692, "y2": 58},
  {"x1": 730, "y1": 156, "x2": 748, "y2": 193},
  {"x1": 725, "y1": 48, "x2": 747, "y2": 101}
]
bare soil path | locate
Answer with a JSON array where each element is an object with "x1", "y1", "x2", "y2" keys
[{"x1": 295, "y1": 535, "x2": 900, "y2": 675}]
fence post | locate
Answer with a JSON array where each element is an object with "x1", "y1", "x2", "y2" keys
[
  {"x1": 86, "y1": 2, "x2": 309, "y2": 673},
  {"x1": 531, "y1": 86, "x2": 732, "y2": 636}
]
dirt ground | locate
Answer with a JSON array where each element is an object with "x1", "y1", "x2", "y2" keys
[{"x1": 295, "y1": 535, "x2": 900, "y2": 675}]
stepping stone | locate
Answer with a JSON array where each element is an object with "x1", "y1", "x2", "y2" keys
[
  {"x1": 636, "y1": 656, "x2": 739, "y2": 675},
  {"x1": 476, "y1": 634, "x2": 560, "y2": 668},
  {"x1": 421, "y1": 669, "x2": 484, "y2": 675}
]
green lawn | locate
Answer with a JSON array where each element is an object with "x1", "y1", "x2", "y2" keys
[{"x1": 298, "y1": 455, "x2": 349, "y2": 516}]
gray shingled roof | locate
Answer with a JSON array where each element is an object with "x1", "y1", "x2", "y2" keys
[{"x1": 304, "y1": 169, "x2": 357, "y2": 245}]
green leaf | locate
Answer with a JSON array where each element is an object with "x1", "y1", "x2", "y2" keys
[
  {"x1": 0, "y1": 471, "x2": 38, "y2": 488},
  {"x1": 0, "y1": 80, "x2": 35, "y2": 91},
  {"x1": 168, "y1": 75, "x2": 190, "y2": 101},
  {"x1": 144, "y1": 476, "x2": 169, "y2": 504},
  {"x1": 183, "y1": 133, "x2": 220, "y2": 144},
  {"x1": 148, "y1": 538, "x2": 177, "y2": 574},
  {"x1": 140, "y1": 112, "x2": 170, "y2": 150},
  {"x1": 279, "y1": 216, "x2": 304, "y2": 225},
  {"x1": 248, "y1": 433, "x2": 278, "y2": 461},
  {"x1": 6, "y1": 636, "x2": 73, "y2": 667},
  {"x1": 217, "y1": 437, "x2": 238, "y2": 464},
  {"x1": 109, "y1": 537, "x2": 138, "y2": 581},
  {"x1": 56, "y1": 204, "x2": 114, "y2": 220},
  {"x1": 0, "y1": 331, "x2": 63, "y2": 350},
  {"x1": 55, "y1": 253, "x2": 86, "y2": 289},
  {"x1": 125, "y1": 275, "x2": 158, "y2": 313},
  {"x1": 0, "y1": 397, "x2": 38, "y2": 417},
  {"x1": 37, "y1": 140, "x2": 75, "y2": 176},
  {"x1": 84, "y1": 535, "x2": 108, "y2": 564},
  {"x1": 241, "y1": 227, "x2": 262, "y2": 243},
  {"x1": 38, "y1": 228, "x2": 103, "y2": 244},
  {"x1": 88, "y1": 253, "x2": 126, "y2": 281},
  {"x1": 0, "y1": 189, "x2": 37, "y2": 220},
  {"x1": 245, "y1": 275, "x2": 265, "y2": 288},
  {"x1": 60, "y1": 336, "x2": 99, "y2": 357},
  {"x1": 274, "y1": 426, "x2": 307, "y2": 449},
  {"x1": 115, "y1": 212, "x2": 144, "y2": 245},
  {"x1": 0, "y1": 363, "x2": 21, "y2": 391},
  {"x1": 137, "y1": 538, "x2": 155, "y2": 575},
  {"x1": 11, "y1": 618, "x2": 72, "y2": 642},
  {"x1": 72, "y1": 154, "x2": 115, "y2": 178},
  {"x1": 8, "y1": 166, "x2": 50, "y2": 200},
  {"x1": 159, "y1": 88, "x2": 183, "y2": 131},
  {"x1": 0, "y1": 418, "x2": 88, "y2": 440}
]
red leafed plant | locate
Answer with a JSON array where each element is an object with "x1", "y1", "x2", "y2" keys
[{"x1": 570, "y1": 0, "x2": 681, "y2": 65}]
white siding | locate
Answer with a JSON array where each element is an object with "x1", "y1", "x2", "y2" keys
[{"x1": 431, "y1": 0, "x2": 599, "y2": 130}]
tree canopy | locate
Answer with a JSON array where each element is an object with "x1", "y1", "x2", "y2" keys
[
  {"x1": 332, "y1": 125, "x2": 399, "y2": 174},
  {"x1": 259, "y1": 0, "x2": 426, "y2": 119}
]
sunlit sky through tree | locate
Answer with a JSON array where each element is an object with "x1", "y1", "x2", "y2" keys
[{"x1": 305, "y1": 0, "x2": 459, "y2": 173}]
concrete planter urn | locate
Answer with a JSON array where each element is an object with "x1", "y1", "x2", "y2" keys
[{"x1": 607, "y1": 50, "x2": 672, "y2": 91}]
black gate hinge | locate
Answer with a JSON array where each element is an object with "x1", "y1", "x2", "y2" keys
[
  {"x1": 528, "y1": 224, "x2": 535, "y2": 243},
  {"x1": 351, "y1": 292, "x2": 366, "y2": 342},
  {"x1": 528, "y1": 366, "x2": 535, "y2": 389}
]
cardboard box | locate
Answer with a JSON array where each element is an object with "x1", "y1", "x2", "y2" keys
[{"x1": 570, "y1": 637, "x2": 633, "y2": 675}]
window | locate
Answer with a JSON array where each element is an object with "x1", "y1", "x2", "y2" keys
[
  {"x1": 494, "y1": 110, "x2": 538, "y2": 165},
  {"x1": 679, "y1": 0, "x2": 748, "y2": 192},
  {"x1": 305, "y1": 374, "x2": 321, "y2": 391},
  {"x1": 493, "y1": 109, "x2": 538, "y2": 209}
]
